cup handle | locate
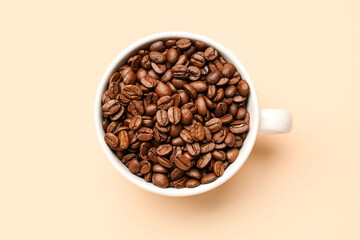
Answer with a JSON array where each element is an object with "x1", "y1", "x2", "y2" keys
[{"x1": 258, "y1": 109, "x2": 292, "y2": 134}]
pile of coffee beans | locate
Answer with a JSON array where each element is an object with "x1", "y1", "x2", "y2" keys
[{"x1": 101, "y1": 38, "x2": 250, "y2": 188}]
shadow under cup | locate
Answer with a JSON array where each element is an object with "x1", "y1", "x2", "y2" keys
[{"x1": 95, "y1": 32, "x2": 260, "y2": 197}]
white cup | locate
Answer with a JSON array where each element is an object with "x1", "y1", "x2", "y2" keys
[{"x1": 94, "y1": 32, "x2": 292, "y2": 197}]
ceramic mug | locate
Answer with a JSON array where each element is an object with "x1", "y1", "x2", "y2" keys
[{"x1": 94, "y1": 32, "x2": 292, "y2": 197}]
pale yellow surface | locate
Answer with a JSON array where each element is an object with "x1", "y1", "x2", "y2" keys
[{"x1": 1, "y1": 0, "x2": 359, "y2": 239}]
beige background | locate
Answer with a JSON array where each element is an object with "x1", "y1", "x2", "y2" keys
[{"x1": 1, "y1": 0, "x2": 359, "y2": 239}]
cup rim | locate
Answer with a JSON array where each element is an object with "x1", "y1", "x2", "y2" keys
[{"x1": 94, "y1": 31, "x2": 260, "y2": 197}]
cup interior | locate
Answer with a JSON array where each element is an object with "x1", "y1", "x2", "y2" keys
[{"x1": 95, "y1": 32, "x2": 259, "y2": 197}]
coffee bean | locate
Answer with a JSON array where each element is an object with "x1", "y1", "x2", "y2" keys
[
  {"x1": 183, "y1": 84, "x2": 197, "y2": 99},
  {"x1": 237, "y1": 80, "x2": 250, "y2": 96},
  {"x1": 149, "y1": 41, "x2": 165, "y2": 52},
  {"x1": 213, "y1": 88, "x2": 225, "y2": 103},
  {"x1": 136, "y1": 127, "x2": 154, "y2": 141},
  {"x1": 170, "y1": 124, "x2": 182, "y2": 137},
  {"x1": 156, "y1": 110, "x2": 169, "y2": 126},
  {"x1": 171, "y1": 65, "x2": 188, "y2": 79},
  {"x1": 213, "y1": 161, "x2": 225, "y2": 176},
  {"x1": 224, "y1": 132, "x2": 235, "y2": 147},
  {"x1": 186, "y1": 142, "x2": 201, "y2": 156},
  {"x1": 190, "y1": 52, "x2": 206, "y2": 67},
  {"x1": 122, "y1": 85, "x2": 143, "y2": 100},
  {"x1": 226, "y1": 148, "x2": 239, "y2": 163},
  {"x1": 149, "y1": 51, "x2": 166, "y2": 64},
  {"x1": 156, "y1": 144, "x2": 173, "y2": 156},
  {"x1": 175, "y1": 54, "x2": 188, "y2": 66},
  {"x1": 152, "y1": 173, "x2": 169, "y2": 188},
  {"x1": 206, "y1": 71, "x2": 221, "y2": 84},
  {"x1": 151, "y1": 62, "x2": 166, "y2": 75},
  {"x1": 128, "y1": 100, "x2": 144, "y2": 116},
  {"x1": 180, "y1": 129, "x2": 193, "y2": 143},
  {"x1": 157, "y1": 96, "x2": 174, "y2": 110},
  {"x1": 153, "y1": 164, "x2": 168, "y2": 173},
  {"x1": 170, "y1": 168, "x2": 184, "y2": 180},
  {"x1": 188, "y1": 66, "x2": 201, "y2": 81},
  {"x1": 166, "y1": 48, "x2": 179, "y2": 63},
  {"x1": 220, "y1": 114, "x2": 233, "y2": 124},
  {"x1": 213, "y1": 128, "x2": 227, "y2": 143},
  {"x1": 155, "y1": 81, "x2": 172, "y2": 97},
  {"x1": 186, "y1": 179, "x2": 200, "y2": 188},
  {"x1": 189, "y1": 81, "x2": 207, "y2": 93},
  {"x1": 190, "y1": 122, "x2": 205, "y2": 141},
  {"x1": 234, "y1": 135, "x2": 243, "y2": 148},
  {"x1": 205, "y1": 118, "x2": 222, "y2": 133},
  {"x1": 183, "y1": 46, "x2": 196, "y2": 57},
  {"x1": 174, "y1": 154, "x2": 192, "y2": 171},
  {"x1": 157, "y1": 156, "x2": 173, "y2": 168},
  {"x1": 181, "y1": 108, "x2": 193, "y2": 125},
  {"x1": 145, "y1": 104, "x2": 157, "y2": 116},
  {"x1": 129, "y1": 115, "x2": 142, "y2": 130},
  {"x1": 204, "y1": 47, "x2": 218, "y2": 61},
  {"x1": 168, "y1": 106, "x2": 181, "y2": 124},
  {"x1": 118, "y1": 130, "x2": 130, "y2": 150},
  {"x1": 212, "y1": 150, "x2": 226, "y2": 161},
  {"x1": 201, "y1": 173, "x2": 218, "y2": 184},
  {"x1": 186, "y1": 168, "x2": 202, "y2": 180},
  {"x1": 102, "y1": 99, "x2": 121, "y2": 115},
  {"x1": 176, "y1": 39, "x2": 191, "y2": 50},
  {"x1": 229, "y1": 120, "x2": 249, "y2": 134},
  {"x1": 171, "y1": 136, "x2": 186, "y2": 146},
  {"x1": 172, "y1": 176, "x2": 187, "y2": 188},
  {"x1": 200, "y1": 141, "x2": 215, "y2": 153},
  {"x1": 104, "y1": 133, "x2": 119, "y2": 148},
  {"x1": 128, "y1": 159, "x2": 140, "y2": 173},
  {"x1": 140, "y1": 75, "x2": 157, "y2": 88},
  {"x1": 214, "y1": 102, "x2": 228, "y2": 117},
  {"x1": 221, "y1": 63, "x2": 235, "y2": 77}
]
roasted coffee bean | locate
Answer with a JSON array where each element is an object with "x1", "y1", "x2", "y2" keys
[
  {"x1": 213, "y1": 128, "x2": 227, "y2": 143},
  {"x1": 176, "y1": 39, "x2": 191, "y2": 50},
  {"x1": 200, "y1": 141, "x2": 215, "y2": 153},
  {"x1": 152, "y1": 173, "x2": 169, "y2": 188},
  {"x1": 229, "y1": 120, "x2": 249, "y2": 134},
  {"x1": 174, "y1": 154, "x2": 192, "y2": 171},
  {"x1": 181, "y1": 108, "x2": 193, "y2": 125},
  {"x1": 153, "y1": 164, "x2": 168, "y2": 173},
  {"x1": 170, "y1": 168, "x2": 184, "y2": 180},
  {"x1": 190, "y1": 52, "x2": 206, "y2": 67},
  {"x1": 221, "y1": 63, "x2": 236, "y2": 77},
  {"x1": 128, "y1": 100, "x2": 144, "y2": 116},
  {"x1": 171, "y1": 136, "x2": 186, "y2": 146},
  {"x1": 201, "y1": 173, "x2": 218, "y2": 184},
  {"x1": 237, "y1": 80, "x2": 250, "y2": 96},
  {"x1": 180, "y1": 129, "x2": 193, "y2": 143},
  {"x1": 186, "y1": 179, "x2": 200, "y2": 188},
  {"x1": 170, "y1": 124, "x2": 182, "y2": 137},
  {"x1": 122, "y1": 85, "x2": 143, "y2": 100},
  {"x1": 145, "y1": 104, "x2": 157, "y2": 116},
  {"x1": 234, "y1": 135, "x2": 243, "y2": 148},
  {"x1": 156, "y1": 144, "x2": 173, "y2": 156},
  {"x1": 157, "y1": 96, "x2": 174, "y2": 110},
  {"x1": 212, "y1": 150, "x2": 226, "y2": 161},
  {"x1": 224, "y1": 132, "x2": 236, "y2": 147},
  {"x1": 166, "y1": 48, "x2": 179, "y2": 63},
  {"x1": 206, "y1": 71, "x2": 221, "y2": 84},
  {"x1": 102, "y1": 100, "x2": 121, "y2": 115},
  {"x1": 140, "y1": 75, "x2": 157, "y2": 88},
  {"x1": 149, "y1": 41, "x2": 166, "y2": 52},
  {"x1": 118, "y1": 130, "x2": 130, "y2": 150},
  {"x1": 171, "y1": 65, "x2": 188, "y2": 79},
  {"x1": 205, "y1": 118, "x2": 222, "y2": 133},
  {"x1": 168, "y1": 106, "x2": 181, "y2": 124},
  {"x1": 155, "y1": 81, "x2": 172, "y2": 97},
  {"x1": 136, "y1": 127, "x2": 154, "y2": 141},
  {"x1": 190, "y1": 81, "x2": 207, "y2": 93},
  {"x1": 101, "y1": 38, "x2": 250, "y2": 188},
  {"x1": 183, "y1": 84, "x2": 197, "y2": 99},
  {"x1": 226, "y1": 148, "x2": 239, "y2": 163},
  {"x1": 149, "y1": 51, "x2": 166, "y2": 64},
  {"x1": 156, "y1": 110, "x2": 169, "y2": 126},
  {"x1": 104, "y1": 133, "x2": 119, "y2": 148},
  {"x1": 128, "y1": 159, "x2": 140, "y2": 173},
  {"x1": 190, "y1": 122, "x2": 205, "y2": 141},
  {"x1": 215, "y1": 102, "x2": 228, "y2": 117},
  {"x1": 157, "y1": 156, "x2": 172, "y2": 168},
  {"x1": 129, "y1": 115, "x2": 142, "y2": 130},
  {"x1": 213, "y1": 161, "x2": 225, "y2": 176},
  {"x1": 186, "y1": 142, "x2": 201, "y2": 156},
  {"x1": 188, "y1": 66, "x2": 201, "y2": 81}
]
